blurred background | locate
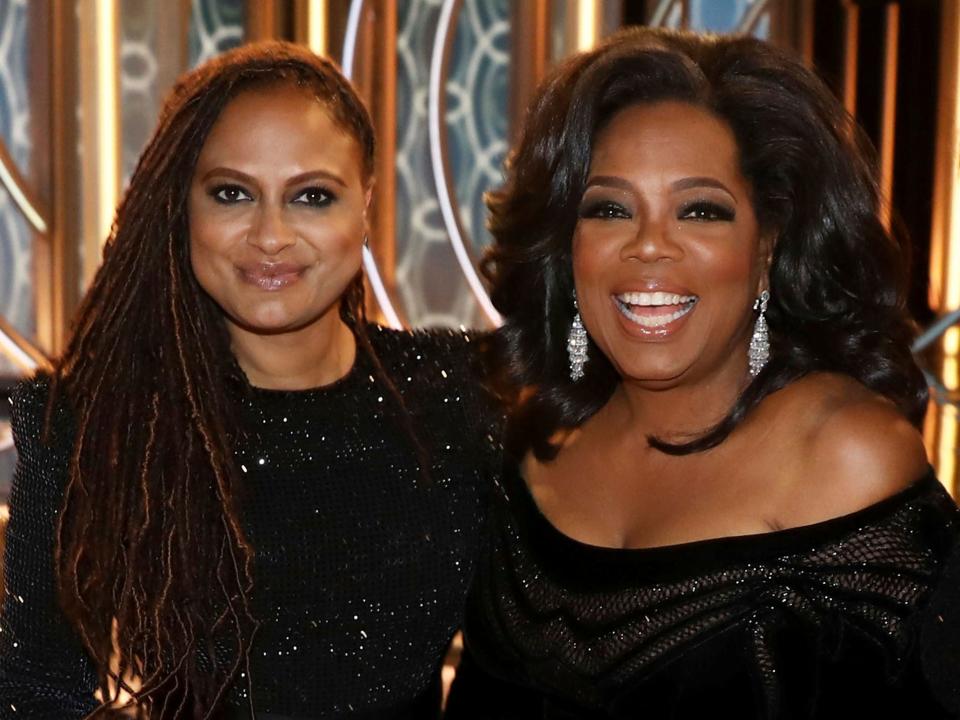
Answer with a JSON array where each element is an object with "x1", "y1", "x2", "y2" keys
[{"x1": 0, "y1": 0, "x2": 958, "y2": 502}]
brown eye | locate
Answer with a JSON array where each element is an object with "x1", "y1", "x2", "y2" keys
[
  {"x1": 211, "y1": 185, "x2": 253, "y2": 204},
  {"x1": 579, "y1": 200, "x2": 631, "y2": 220},
  {"x1": 292, "y1": 187, "x2": 335, "y2": 208},
  {"x1": 678, "y1": 201, "x2": 735, "y2": 222}
]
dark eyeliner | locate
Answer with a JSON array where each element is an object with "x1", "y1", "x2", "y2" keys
[
  {"x1": 678, "y1": 200, "x2": 735, "y2": 222},
  {"x1": 578, "y1": 199, "x2": 631, "y2": 220},
  {"x1": 210, "y1": 184, "x2": 251, "y2": 204},
  {"x1": 292, "y1": 185, "x2": 337, "y2": 208}
]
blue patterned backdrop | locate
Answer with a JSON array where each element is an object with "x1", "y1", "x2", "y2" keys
[
  {"x1": 0, "y1": 0, "x2": 31, "y2": 489},
  {"x1": 0, "y1": 0, "x2": 33, "y2": 375},
  {"x1": 188, "y1": 0, "x2": 245, "y2": 67},
  {"x1": 448, "y1": 0, "x2": 510, "y2": 258},
  {"x1": 394, "y1": 0, "x2": 509, "y2": 328},
  {"x1": 660, "y1": 0, "x2": 771, "y2": 35},
  {"x1": 121, "y1": 0, "x2": 245, "y2": 185}
]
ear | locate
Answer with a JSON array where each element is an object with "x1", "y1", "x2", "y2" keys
[
  {"x1": 359, "y1": 179, "x2": 374, "y2": 243},
  {"x1": 363, "y1": 178, "x2": 375, "y2": 218},
  {"x1": 756, "y1": 231, "x2": 775, "y2": 295}
]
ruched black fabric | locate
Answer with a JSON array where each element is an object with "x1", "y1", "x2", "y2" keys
[
  {"x1": 446, "y1": 462, "x2": 960, "y2": 719},
  {"x1": 0, "y1": 325, "x2": 500, "y2": 719}
]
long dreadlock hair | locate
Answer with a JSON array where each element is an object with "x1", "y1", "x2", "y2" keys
[{"x1": 49, "y1": 41, "x2": 394, "y2": 718}]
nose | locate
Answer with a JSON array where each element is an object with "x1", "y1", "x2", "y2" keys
[
  {"x1": 247, "y1": 202, "x2": 296, "y2": 255},
  {"x1": 620, "y1": 215, "x2": 682, "y2": 264}
]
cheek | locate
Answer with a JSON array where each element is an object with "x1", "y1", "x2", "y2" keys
[
  {"x1": 187, "y1": 191, "x2": 228, "y2": 285},
  {"x1": 692, "y1": 236, "x2": 762, "y2": 299},
  {"x1": 306, "y1": 215, "x2": 364, "y2": 276},
  {"x1": 571, "y1": 226, "x2": 616, "y2": 293},
  {"x1": 188, "y1": 222, "x2": 230, "y2": 298}
]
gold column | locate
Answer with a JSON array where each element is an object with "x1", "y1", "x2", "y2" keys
[
  {"x1": 246, "y1": 0, "x2": 291, "y2": 42},
  {"x1": 77, "y1": 0, "x2": 120, "y2": 288},
  {"x1": 35, "y1": 0, "x2": 84, "y2": 355},
  {"x1": 926, "y1": 0, "x2": 960, "y2": 495},
  {"x1": 842, "y1": 0, "x2": 859, "y2": 117},
  {"x1": 369, "y1": 1, "x2": 397, "y2": 311},
  {"x1": 295, "y1": 0, "x2": 329, "y2": 56},
  {"x1": 878, "y1": 3, "x2": 899, "y2": 231},
  {"x1": 564, "y1": 0, "x2": 603, "y2": 54},
  {"x1": 510, "y1": 0, "x2": 549, "y2": 143},
  {"x1": 346, "y1": 1, "x2": 399, "y2": 323}
]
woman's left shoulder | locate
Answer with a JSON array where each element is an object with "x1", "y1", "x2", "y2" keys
[
  {"x1": 767, "y1": 372, "x2": 930, "y2": 524},
  {"x1": 365, "y1": 323, "x2": 482, "y2": 361},
  {"x1": 363, "y1": 323, "x2": 496, "y2": 403}
]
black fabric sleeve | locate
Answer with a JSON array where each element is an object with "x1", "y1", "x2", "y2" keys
[
  {"x1": 0, "y1": 379, "x2": 99, "y2": 718},
  {"x1": 922, "y1": 534, "x2": 960, "y2": 717}
]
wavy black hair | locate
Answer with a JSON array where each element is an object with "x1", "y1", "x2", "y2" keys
[{"x1": 484, "y1": 27, "x2": 926, "y2": 461}]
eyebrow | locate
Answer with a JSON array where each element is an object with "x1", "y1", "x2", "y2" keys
[
  {"x1": 670, "y1": 176, "x2": 736, "y2": 200},
  {"x1": 584, "y1": 174, "x2": 737, "y2": 203},
  {"x1": 200, "y1": 167, "x2": 348, "y2": 188},
  {"x1": 584, "y1": 175, "x2": 634, "y2": 192}
]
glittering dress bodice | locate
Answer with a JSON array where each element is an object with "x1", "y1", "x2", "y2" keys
[
  {"x1": 0, "y1": 325, "x2": 500, "y2": 719},
  {"x1": 446, "y1": 462, "x2": 960, "y2": 719}
]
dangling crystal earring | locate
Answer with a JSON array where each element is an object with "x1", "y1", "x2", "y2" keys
[
  {"x1": 567, "y1": 295, "x2": 588, "y2": 381},
  {"x1": 748, "y1": 290, "x2": 770, "y2": 377}
]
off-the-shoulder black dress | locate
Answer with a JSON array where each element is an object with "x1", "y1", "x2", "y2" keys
[
  {"x1": 446, "y1": 461, "x2": 960, "y2": 719},
  {"x1": 0, "y1": 326, "x2": 500, "y2": 719}
]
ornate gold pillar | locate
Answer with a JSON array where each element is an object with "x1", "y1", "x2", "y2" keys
[{"x1": 926, "y1": 0, "x2": 960, "y2": 495}]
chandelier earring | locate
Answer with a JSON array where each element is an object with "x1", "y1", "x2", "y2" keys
[
  {"x1": 748, "y1": 289, "x2": 770, "y2": 377},
  {"x1": 567, "y1": 294, "x2": 589, "y2": 381}
]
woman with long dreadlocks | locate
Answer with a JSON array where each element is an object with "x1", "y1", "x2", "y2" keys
[{"x1": 0, "y1": 42, "x2": 498, "y2": 718}]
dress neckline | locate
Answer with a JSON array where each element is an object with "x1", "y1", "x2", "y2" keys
[
  {"x1": 241, "y1": 325, "x2": 376, "y2": 401},
  {"x1": 503, "y1": 462, "x2": 943, "y2": 585}
]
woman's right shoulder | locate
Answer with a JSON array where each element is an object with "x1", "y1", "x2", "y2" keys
[
  {"x1": 9, "y1": 373, "x2": 75, "y2": 459},
  {"x1": 751, "y1": 372, "x2": 929, "y2": 529},
  {"x1": 11, "y1": 372, "x2": 52, "y2": 409}
]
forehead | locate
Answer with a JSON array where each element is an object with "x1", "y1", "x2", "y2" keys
[
  {"x1": 590, "y1": 101, "x2": 743, "y2": 181},
  {"x1": 196, "y1": 84, "x2": 363, "y2": 177}
]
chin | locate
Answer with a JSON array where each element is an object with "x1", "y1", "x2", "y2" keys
[
  {"x1": 228, "y1": 304, "x2": 318, "y2": 335},
  {"x1": 615, "y1": 359, "x2": 691, "y2": 386}
]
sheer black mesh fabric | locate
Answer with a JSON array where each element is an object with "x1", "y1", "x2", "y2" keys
[{"x1": 451, "y1": 465, "x2": 960, "y2": 718}]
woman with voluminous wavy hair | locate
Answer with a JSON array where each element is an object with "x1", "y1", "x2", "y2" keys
[
  {"x1": 0, "y1": 41, "x2": 498, "y2": 719},
  {"x1": 446, "y1": 28, "x2": 960, "y2": 719}
]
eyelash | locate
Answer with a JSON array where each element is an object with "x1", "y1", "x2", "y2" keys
[
  {"x1": 292, "y1": 186, "x2": 335, "y2": 208},
  {"x1": 578, "y1": 199, "x2": 736, "y2": 224},
  {"x1": 579, "y1": 200, "x2": 631, "y2": 220},
  {"x1": 209, "y1": 184, "x2": 337, "y2": 208},
  {"x1": 677, "y1": 201, "x2": 735, "y2": 222},
  {"x1": 210, "y1": 184, "x2": 252, "y2": 204}
]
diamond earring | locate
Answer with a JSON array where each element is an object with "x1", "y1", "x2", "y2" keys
[
  {"x1": 567, "y1": 295, "x2": 588, "y2": 381},
  {"x1": 748, "y1": 290, "x2": 770, "y2": 377}
]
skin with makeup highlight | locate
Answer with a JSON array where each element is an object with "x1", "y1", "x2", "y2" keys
[
  {"x1": 523, "y1": 100, "x2": 926, "y2": 551},
  {"x1": 189, "y1": 83, "x2": 371, "y2": 390},
  {"x1": 574, "y1": 101, "x2": 767, "y2": 401}
]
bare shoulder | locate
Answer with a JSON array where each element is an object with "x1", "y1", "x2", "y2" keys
[{"x1": 760, "y1": 373, "x2": 928, "y2": 527}]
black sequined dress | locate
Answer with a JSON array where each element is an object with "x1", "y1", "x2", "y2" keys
[
  {"x1": 446, "y1": 461, "x2": 960, "y2": 719},
  {"x1": 0, "y1": 326, "x2": 500, "y2": 719}
]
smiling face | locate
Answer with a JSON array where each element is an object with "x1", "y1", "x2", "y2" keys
[
  {"x1": 189, "y1": 82, "x2": 370, "y2": 335},
  {"x1": 573, "y1": 100, "x2": 768, "y2": 389}
]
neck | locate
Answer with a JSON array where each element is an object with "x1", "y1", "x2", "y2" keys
[
  {"x1": 607, "y1": 354, "x2": 751, "y2": 447},
  {"x1": 228, "y1": 306, "x2": 357, "y2": 390}
]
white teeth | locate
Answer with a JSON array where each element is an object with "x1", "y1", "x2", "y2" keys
[
  {"x1": 615, "y1": 291, "x2": 698, "y2": 306},
  {"x1": 616, "y1": 297, "x2": 696, "y2": 327}
]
